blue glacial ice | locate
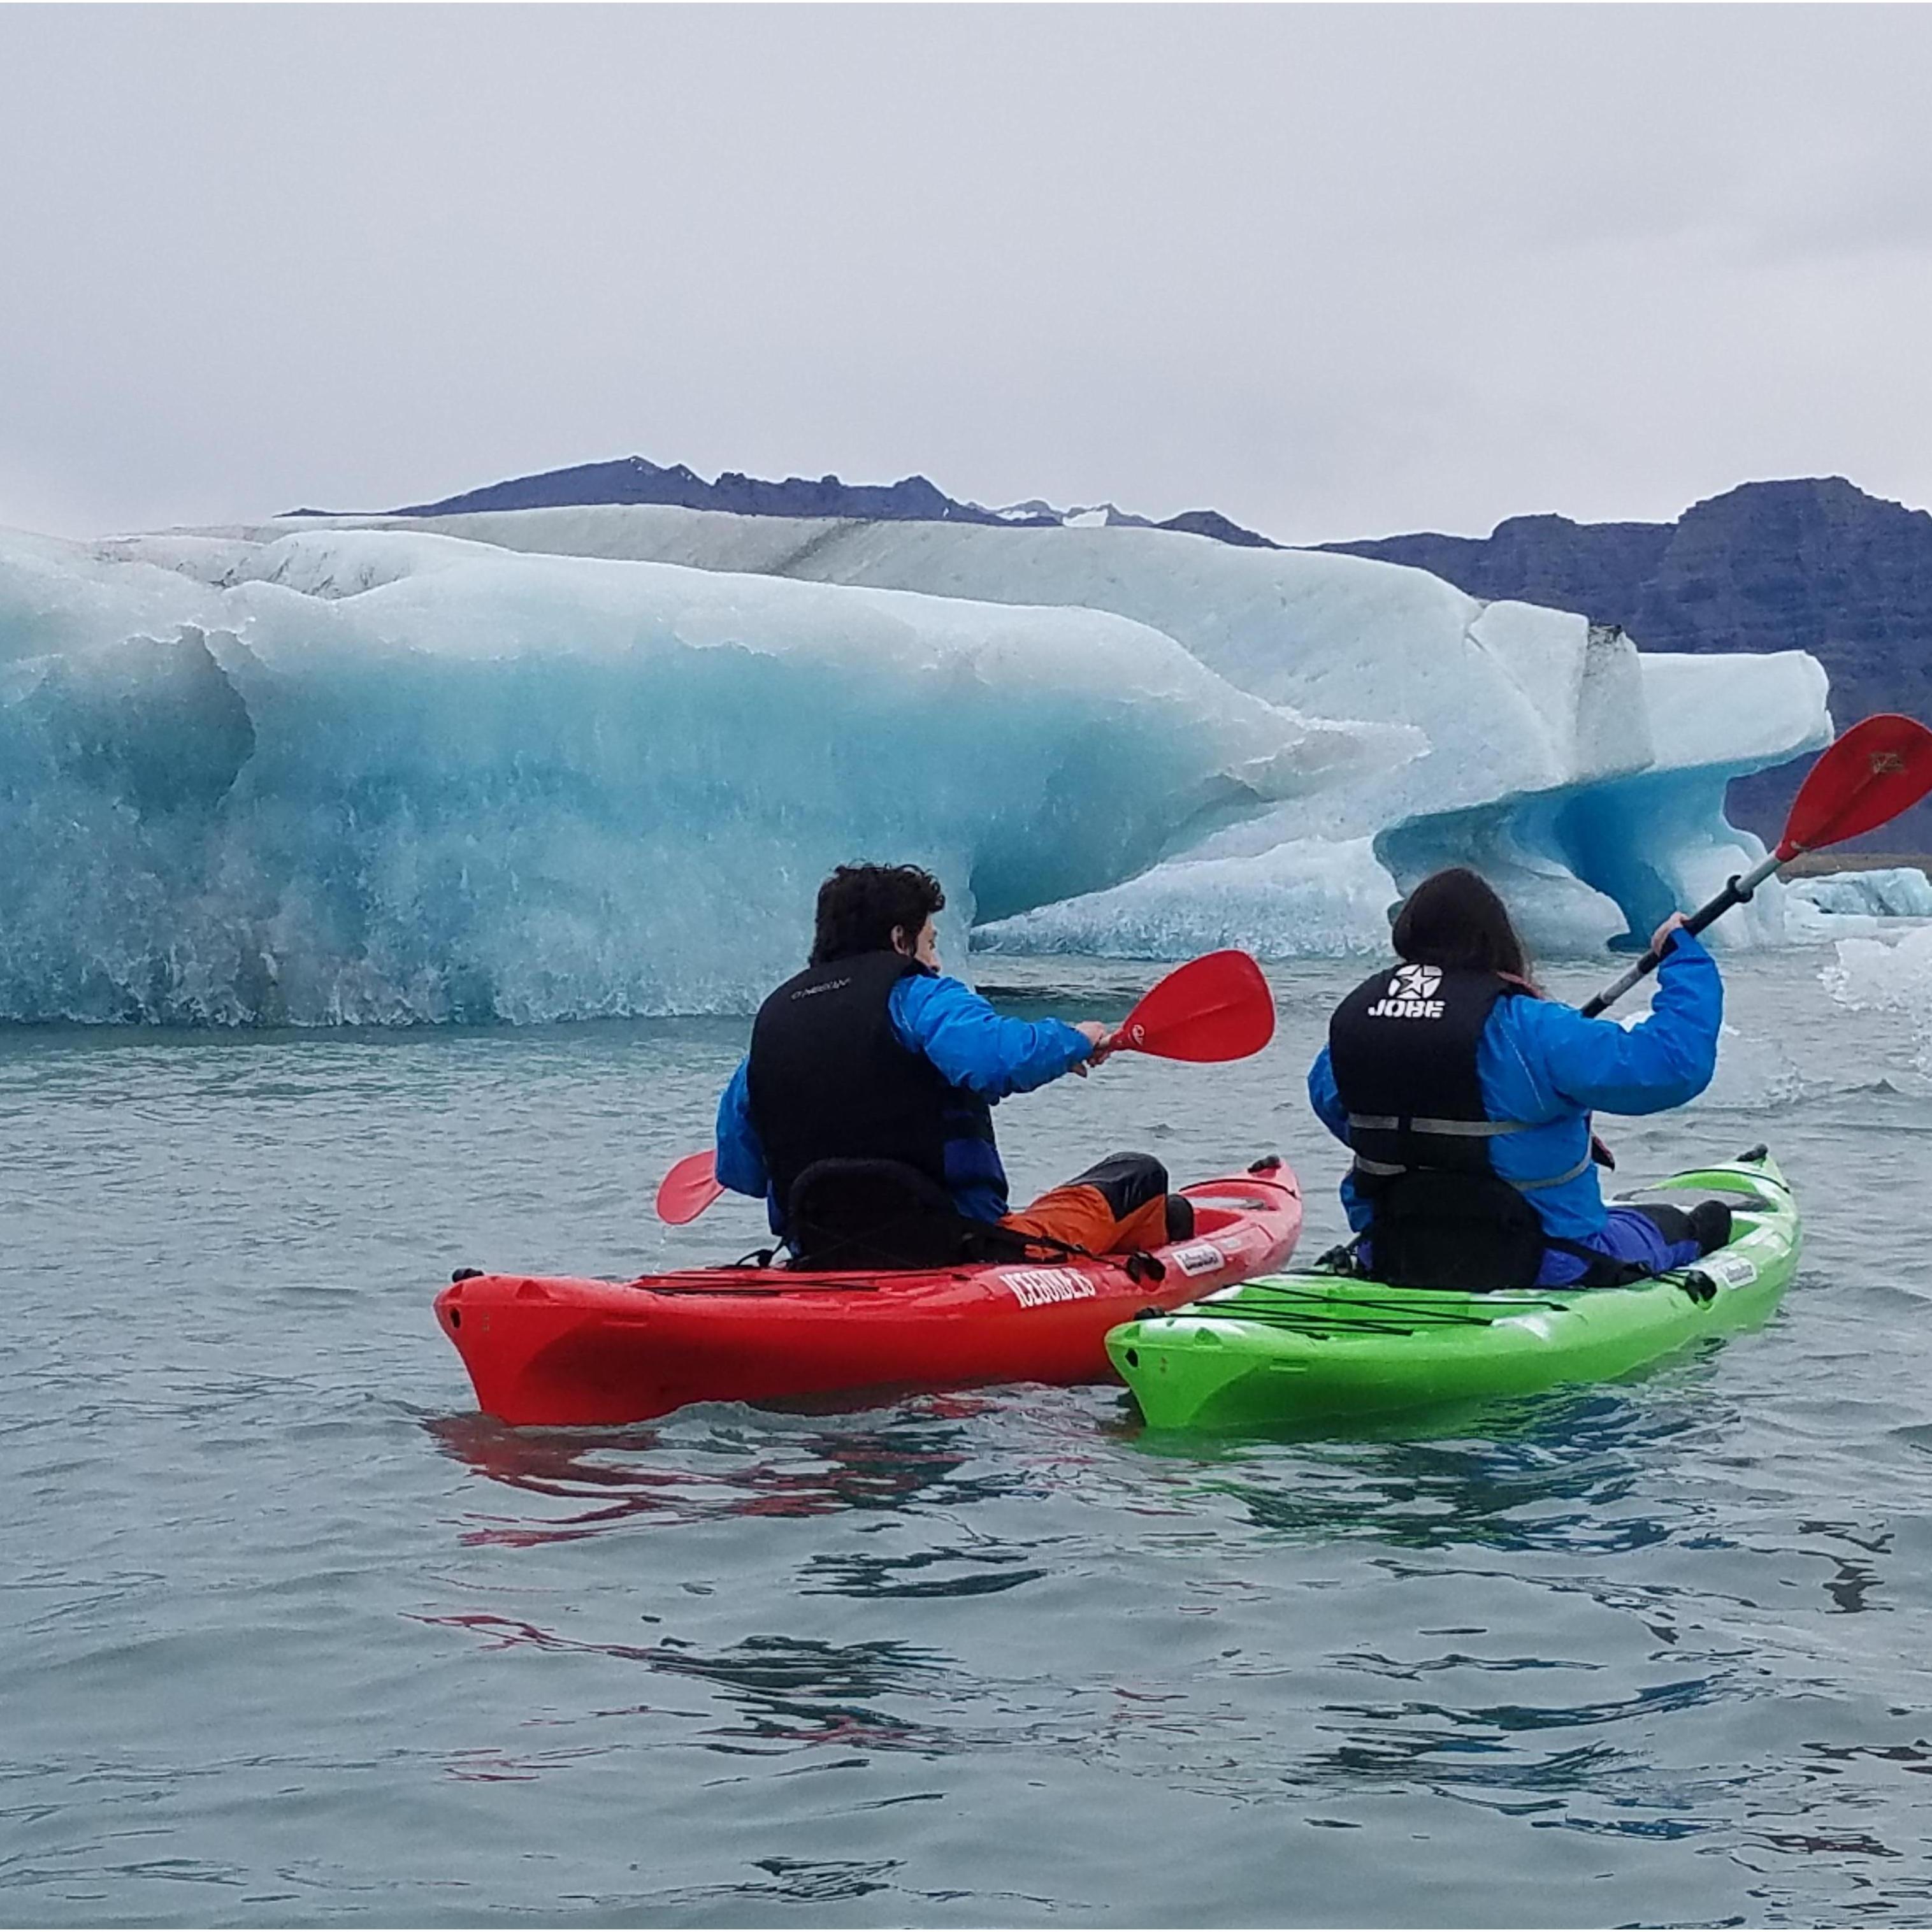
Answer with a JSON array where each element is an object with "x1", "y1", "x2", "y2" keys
[
  {"x1": 318, "y1": 505, "x2": 1833, "y2": 963},
  {"x1": 0, "y1": 524, "x2": 1403, "y2": 1023},
  {"x1": 985, "y1": 651, "x2": 1831, "y2": 960}
]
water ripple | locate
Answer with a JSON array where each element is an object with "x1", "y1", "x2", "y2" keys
[{"x1": 7, "y1": 955, "x2": 1932, "y2": 1926}]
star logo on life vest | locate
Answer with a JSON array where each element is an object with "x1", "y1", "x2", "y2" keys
[{"x1": 1389, "y1": 963, "x2": 1441, "y2": 1000}]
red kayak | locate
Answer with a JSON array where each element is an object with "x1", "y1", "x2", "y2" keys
[{"x1": 435, "y1": 1163, "x2": 1302, "y2": 1425}]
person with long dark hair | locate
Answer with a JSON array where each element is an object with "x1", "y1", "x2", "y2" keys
[
  {"x1": 713, "y1": 863, "x2": 1192, "y2": 1267},
  {"x1": 1306, "y1": 867, "x2": 1731, "y2": 1289}
]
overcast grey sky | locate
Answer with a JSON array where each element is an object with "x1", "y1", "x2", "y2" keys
[{"x1": 4, "y1": 4, "x2": 1930, "y2": 544}]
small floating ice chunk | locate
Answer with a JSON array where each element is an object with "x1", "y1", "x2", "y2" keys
[
  {"x1": 1789, "y1": 867, "x2": 1932, "y2": 919},
  {"x1": 1822, "y1": 925, "x2": 1932, "y2": 1074}
]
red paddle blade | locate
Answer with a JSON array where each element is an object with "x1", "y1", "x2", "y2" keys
[
  {"x1": 1779, "y1": 713, "x2": 1932, "y2": 860},
  {"x1": 1114, "y1": 949, "x2": 1276, "y2": 1063},
  {"x1": 655, "y1": 1150, "x2": 723, "y2": 1225}
]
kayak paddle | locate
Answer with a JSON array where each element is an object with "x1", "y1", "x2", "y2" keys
[
  {"x1": 1580, "y1": 712, "x2": 1932, "y2": 1018},
  {"x1": 655, "y1": 1150, "x2": 723, "y2": 1226},
  {"x1": 652, "y1": 948, "x2": 1278, "y2": 1222},
  {"x1": 1106, "y1": 947, "x2": 1276, "y2": 1062}
]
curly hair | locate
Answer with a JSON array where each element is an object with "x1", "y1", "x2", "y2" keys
[{"x1": 809, "y1": 863, "x2": 947, "y2": 967}]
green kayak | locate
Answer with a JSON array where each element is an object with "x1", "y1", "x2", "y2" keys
[{"x1": 1107, "y1": 1149, "x2": 1801, "y2": 1432}]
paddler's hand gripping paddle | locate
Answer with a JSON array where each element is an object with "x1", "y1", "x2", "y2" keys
[
  {"x1": 653, "y1": 948, "x2": 1278, "y2": 1224},
  {"x1": 1581, "y1": 712, "x2": 1932, "y2": 1018}
]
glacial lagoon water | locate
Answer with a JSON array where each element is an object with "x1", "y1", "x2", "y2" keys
[{"x1": 6, "y1": 949, "x2": 1932, "y2": 1928}]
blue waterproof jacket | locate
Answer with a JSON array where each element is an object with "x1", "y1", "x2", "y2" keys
[
  {"x1": 716, "y1": 972, "x2": 1093, "y2": 1232},
  {"x1": 1307, "y1": 928, "x2": 1724, "y2": 1243}
]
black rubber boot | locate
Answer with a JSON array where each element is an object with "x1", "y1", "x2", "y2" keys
[
  {"x1": 1164, "y1": 1194, "x2": 1197, "y2": 1243},
  {"x1": 1689, "y1": 1200, "x2": 1733, "y2": 1256},
  {"x1": 1070, "y1": 1151, "x2": 1170, "y2": 1219}
]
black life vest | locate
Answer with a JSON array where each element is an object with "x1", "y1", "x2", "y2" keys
[
  {"x1": 746, "y1": 951, "x2": 1002, "y2": 1223},
  {"x1": 1327, "y1": 962, "x2": 1596, "y2": 1289}
]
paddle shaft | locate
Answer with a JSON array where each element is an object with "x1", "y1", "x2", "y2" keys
[{"x1": 1579, "y1": 847, "x2": 1785, "y2": 1019}]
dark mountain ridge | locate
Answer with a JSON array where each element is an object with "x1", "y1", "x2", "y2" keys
[
  {"x1": 387, "y1": 454, "x2": 1044, "y2": 526},
  {"x1": 288, "y1": 454, "x2": 1281, "y2": 547}
]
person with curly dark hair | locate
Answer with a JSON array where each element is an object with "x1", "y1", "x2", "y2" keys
[{"x1": 714, "y1": 863, "x2": 1190, "y2": 1264}]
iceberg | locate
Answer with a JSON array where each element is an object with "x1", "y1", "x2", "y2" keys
[
  {"x1": 1378, "y1": 650, "x2": 1831, "y2": 955},
  {"x1": 988, "y1": 651, "x2": 1830, "y2": 961},
  {"x1": 1787, "y1": 867, "x2": 1932, "y2": 920},
  {"x1": 0, "y1": 525, "x2": 1401, "y2": 1024},
  {"x1": 305, "y1": 505, "x2": 1831, "y2": 962},
  {"x1": 2, "y1": 497, "x2": 1840, "y2": 1020},
  {"x1": 286, "y1": 505, "x2": 1642, "y2": 815},
  {"x1": 1784, "y1": 865, "x2": 1932, "y2": 946}
]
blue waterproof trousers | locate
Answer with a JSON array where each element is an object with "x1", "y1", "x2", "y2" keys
[{"x1": 1538, "y1": 1203, "x2": 1710, "y2": 1288}]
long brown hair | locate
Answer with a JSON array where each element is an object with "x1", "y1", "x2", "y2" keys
[{"x1": 1390, "y1": 867, "x2": 1531, "y2": 981}]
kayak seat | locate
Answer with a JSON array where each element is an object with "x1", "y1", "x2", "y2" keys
[
  {"x1": 1186, "y1": 1205, "x2": 1242, "y2": 1236},
  {"x1": 783, "y1": 1158, "x2": 1031, "y2": 1272}
]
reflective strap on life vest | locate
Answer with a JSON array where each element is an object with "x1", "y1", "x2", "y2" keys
[
  {"x1": 1346, "y1": 1114, "x2": 1528, "y2": 1137},
  {"x1": 1350, "y1": 1154, "x2": 1411, "y2": 1178},
  {"x1": 1350, "y1": 1149, "x2": 1593, "y2": 1191},
  {"x1": 1509, "y1": 1151, "x2": 1595, "y2": 1192}
]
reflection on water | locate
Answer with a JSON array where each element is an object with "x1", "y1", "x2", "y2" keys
[
  {"x1": 1171, "y1": 1385, "x2": 1719, "y2": 1558},
  {"x1": 425, "y1": 1407, "x2": 1019, "y2": 1546},
  {"x1": 799, "y1": 1545, "x2": 1049, "y2": 1599},
  {"x1": 419, "y1": 1614, "x2": 956, "y2": 1757}
]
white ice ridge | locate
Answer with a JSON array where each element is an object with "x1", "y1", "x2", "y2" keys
[
  {"x1": 284, "y1": 505, "x2": 1833, "y2": 960},
  {"x1": 0, "y1": 524, "x2": 1402, "y2": 1024}
]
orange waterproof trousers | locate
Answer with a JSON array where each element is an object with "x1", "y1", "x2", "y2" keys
[{"x1": 1000, "y1": 1151, "x2": 1178, "y2": 1257}]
